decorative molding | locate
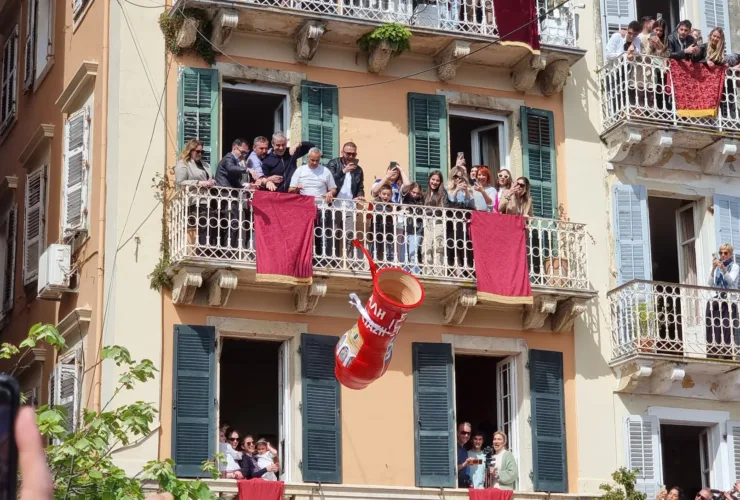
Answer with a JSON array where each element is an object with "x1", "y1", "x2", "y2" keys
[
  {"x1": 171, "y1": 267, "x2": 204, "y2": 305},
  {"x1": 0, "y1": 176, "x2": 17, "y2": 191},
  {"x1": 56, "y1": 61, "x2": 98, "y2": 113},
  {"x1": 522, "y1": 295, "x2": 558, "y2": 330},
  {"x1": 206, "y1": 270, "x2": 238, "y2": 307},
  {"x1": 441, "y1": 289, "x2": 478, "y2": 325},
  {"x1": 367, "y1": 40, "x2": 393, "y2": 74},
  {"x1": 605, "y1": 126, "x2": 642, "y2": 164},
  {"x1": 216, "y1": 62, "x2": 305, "y2": 88},
  {"x1": 56, "y1": 307, "x2": 92, "y2": 341},
  {"x1": 615, "y1": 359, "x2": 653, "y2": 392},
  {"x1": 551, "y1": 298, "x2": 588, "y2": 332},
  {"x1": 649, "y1": 362, "x2": 686, "y2": 394},
  {"x1": 640, "y1": 130, "x2": 674, "y2": 166},
  {"x1": 511, "y1": 54, "x2": 546, "y2": 92},
  {"x1": 294, "y1": 21, "x2": 326, "y2": 63},
  {"x1": 18, "y1": 124, "x2": 55, "y2": 165},
  {"x1": 716, "y1": 370, "x2": 740, "y2": 401},
  {"x1": 294, "y1": 281, "x2": 327, "y2": 313},
  {"x1": 210, "y1": 8, "x2": 239, "y2": 51},
  {"x1": 699, "y1": 139, "x2": 738, "y2": 175},
  {"x1": 434, "y1": 40, "x2": 470, "y2": 82},
  {"x1": 538, "y1": 59, "x2": 570, "y2": 96}
]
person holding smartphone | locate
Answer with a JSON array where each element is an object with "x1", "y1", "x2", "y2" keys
[
  {"x1": 370, "y1": 162, "x2": 411, "y2": 203},
  {"x1": 667, "y1": 20, "x2": 701, "y2": 61},
  {"x1": 467, "y1": 431, "x2": 487, "y2": 489}
]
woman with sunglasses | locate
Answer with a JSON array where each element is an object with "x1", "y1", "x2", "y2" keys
[
  {"x1": 175, "y1": 139, "x2": 217, "y2": 250},
  {"x1": 500, "y1": 177, "x2": 534, "y2": 217},
  {"x1": 218, "y1": 427, "x2": 244, "y2": 479},
  {"x1": 238, "y1": 434, "x2": 279, "y2": 479},
  {"x1": 494, "y1": 169, "x2": 513, "y2": 212},
  {"x1": 705, "y1": 243, "x2": 739, "y2": 358},
  {"x1": 472, "y1": 166, "x2": 497, "y2": 212}
]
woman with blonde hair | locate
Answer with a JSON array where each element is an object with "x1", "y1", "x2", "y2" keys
[
  {"x1": 499, "y1": 176, "x2": 534, "y2": 217},
  {"x1": 700, "y1": 27, "x2": 726, "y2": 67},
  {"x1": 175, "y1": 139, "x2": 216, "y2": 249},
  {"x1": 485, "y1": 431, "x2": 518, "y2": 490},
  {"x1": 706, "y1": 243, "x2": 739, "y2": 358}
]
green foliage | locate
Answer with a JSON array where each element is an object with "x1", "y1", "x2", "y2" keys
[
  {"x1": 8, "y1": 324, "x2": 221, "y2": 499},
  {"x1": 158, "y1": 8, "x2": 216, "y2": 66},
  {"x1": 357, "y1": 23, "x2": 412, "y2": 57},
  {"x1": 599, "y1": 467, "x2": 648, "y2": 500},
  {"x1": 149, "y1": 171, "x2": 176, "y2": 292}
]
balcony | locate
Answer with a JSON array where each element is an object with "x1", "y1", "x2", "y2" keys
[
  {"x1": 608, "y1": 279, "x2": 740, "y2": 400},
  {"x1": 599, "y1": 54, "x2": 740, "y2": 174},
  {"x1": 166, "y1": 185, "x2": 594, "y2": 328},
  {"x1": 175, "y1": 0, "x2": 584, "y2": 94}
]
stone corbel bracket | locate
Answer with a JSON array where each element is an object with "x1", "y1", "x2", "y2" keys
[
  {"x1": 551, "y1": 297, "x2": 588, "y2": 332},
  {"x1": 367, "y1": 40, "x2": 393, "y2": 74},
  {"x1": 640, "y1": 130, "x2": 674, "y2": 166},
  {"x1": 716, "y1": 370, "x2": 740, "y2": 401},
  {"x1": 207, "y1": 270, "x2": 239, "y2": 307},
  {"x1": 294, "y1": 281, "x2": 327, "y2": 313},
  {"x1": 605, "y1": 126, "x2": 642, "y2": 164},
  {"x1": 435, "y1": 41, "x2": 471, "y2": 82},
  {"x1": 700, "y1": 139, "x2": 738, "y2": 175},
  {"x1": 615, "y1": 359, "x2": 653, "y2": 393},
  {"x1": 511, "y1": 54, "x2": 546, "y2": 93},
  {"x1": 441, "y1": 289, "x2": 477, "y2": 325},
  {"x1": 649, "y1": 362, "x2": 686, "y2": 394},
  {"x1": 538, "y1": 59, "x2": 570, "y2": 97},
  {"x1": 210, "y1": 8, "x2": 240, "y2": 52},
  {"x1": 522, "y1": 295, "x2": 558, "y2": 330},
  {"x1": 294, "y1": 21, "x2": 326, "y2": 63},
  {"x1": 171, "y1": 267, "x2": 204, "y2": 305}
]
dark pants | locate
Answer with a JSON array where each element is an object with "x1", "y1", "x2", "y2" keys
[
  {"x1": 219, "y1": 197, "x2": 242, "y2": 250},
  {"x1": 705, "y1": 294, "x2": 739, "y2": 358}
]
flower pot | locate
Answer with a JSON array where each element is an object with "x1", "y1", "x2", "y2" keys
[
  {"x1": 544, "y1": 256, "x2": 569, "y2": 288},
  {"x1": 176, "y1": 17, "x2": 199, "y2": 49},
  {"x1": 367, "y1": 40, "x2": 393, "y2": 74}
]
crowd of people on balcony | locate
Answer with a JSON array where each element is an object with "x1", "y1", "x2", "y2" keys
[
  {"x1": 457, "y1": 423, "x2": 518, "y2": 490},
  {"x1": 218, "y1": 424, "x2": 280, "y2": 480},
  {"x1": 174, "y1": 135, "x2": 536, "y2": 270},
  {"x1": 606, "y1": 17, "x2": 740, "y2": 68}
]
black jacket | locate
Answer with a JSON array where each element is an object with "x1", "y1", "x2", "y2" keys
[
  {"x1": 326, "y1": 158, "x2": 365, "y2": 199},
  {"x1": 239, "y1": 454, "x2": 268, "y2": 479},
  {"x1": 260, "y1": 141, "x2": 315, "y2": 192},
  {"x1": 215, "y1": 152, "x2": 247, "y2": 189},
  {"x1": 667, "y1": 32, "x2": 700, "y2": 61}
]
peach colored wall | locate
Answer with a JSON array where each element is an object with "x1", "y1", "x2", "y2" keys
[{"x1": 158, "y1": 296, "x2": 579, "y2": 491}]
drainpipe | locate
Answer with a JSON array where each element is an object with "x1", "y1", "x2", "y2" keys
[{"x1": 93, "y1": 0, "x2": 111, "y2": 412}]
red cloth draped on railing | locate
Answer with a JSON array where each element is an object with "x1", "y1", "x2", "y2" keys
[
  {"x1": 252, "y1": 191, "x2": 316, "y2": 285},
  {"x1": 470, "y1": 212, "x2": 533, "y2": 305},
  {"x1": 668, "y1": 60, "x2": 726, "y2": 118},
  {"x1": 237, "y1": 479, "x2": 284, "y2": 500},
  {"x1": 469, "y1": 488, "x2": 515, "y2": 500},
  {"x1": 492, "y1": 0, "x2": 540, "y2": 52}
]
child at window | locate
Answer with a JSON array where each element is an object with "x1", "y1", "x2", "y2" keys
[{"x1": 254, "y1": 439, "x2": 279, "y2": 481}]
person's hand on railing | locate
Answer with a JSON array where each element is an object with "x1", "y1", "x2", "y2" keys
[
  {"x1": 708, "y1": 60, "x2": 715, "y2": 68},
  {"x1": 267, "y1": 175, "x2": 283, "y2": 184},
  {"x1": 626, "y1": 44, "x2": 635, "y2": 61},
  {"x1": 265, "y1": 181, "x2": 278, "y2": 192},
  {"x1": 197, "y1": 179, "x2": 215, "y2": 188},
  {"x1": 685, "y1": 44, "x2": 699, "y2": 56},
  {"x1": 323, "y1": 192, "x2": 334, "y2": 204}
]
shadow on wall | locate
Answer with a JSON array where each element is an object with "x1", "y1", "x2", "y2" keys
[{"x1": 564, "y1": 58, "x2": 601, "y2": 142}]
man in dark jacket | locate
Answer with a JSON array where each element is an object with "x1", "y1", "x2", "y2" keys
[
  {"x1": 667, "y1": 20, "x2": 701, "y2": 60},
  {"x1": 260, "y1": 132, "x2": 314, "y2": 192},
  {"x1": 215, "y1": 138, "x2": 250, "y2": 249},
  {"x1": 326, "y1": 141, "x2": 365, "y2": 262}
]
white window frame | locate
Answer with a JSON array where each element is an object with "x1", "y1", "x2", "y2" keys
[
  {"x1": 28, "y1": 0, "x2": 53, "y2": 87},
  {"x1": 449, "y1": 107, "x2": 511, "y2": 171},
  {"x1": 61, "y1": 103, "x2": 91, "y2": 237},
  {"x1": 221, "y1": 83, "x2": 291, "y2": 140},
  {"x1": 51, "y1": 348, "x2": 82, "y2": 434},
  {"x1": 0, "y1": 25, "x2": 19, "y2": 134},
  {"x1": 23, "y1": 165, "x2": 47, "y2": 285}
]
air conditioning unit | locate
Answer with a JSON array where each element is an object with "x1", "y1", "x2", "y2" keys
[{"x1": 38, "y1": 244, "x2": 72, "y2": 300}]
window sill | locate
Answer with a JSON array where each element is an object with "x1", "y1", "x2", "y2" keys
[{"x1": 33, "y1": 58, "x2": 55, "y2": 94}]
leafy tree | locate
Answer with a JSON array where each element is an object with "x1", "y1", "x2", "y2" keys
[
  {"x1": 600, "y1": 467, "x2": 649, "y2": 500},
  {"x1": 2, "y1": 323, "x2": 220, "y2": 499}
]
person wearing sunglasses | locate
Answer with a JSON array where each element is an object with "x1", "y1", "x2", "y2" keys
[
  {"x1": 456, "y1": 422, "x2": 473, "y2": 488},
  {"x1": 495, "y1": 169, "x2": 513, "y2": 208},
  {"x1": 499, "y1": 176, "x2": 533, "y2": 218},
  {"x1": 238, "y1": 435, "x2": 279, "y2": 480},
  {"x1": 706, "y1": 243, "x2": 739, "y2": 358},
  {"x1": 218, "y1": 427, "x2": 244, "y2": 479},
  {"x1": 175, "y1": 139, "x2": 216, "y2": 250}
]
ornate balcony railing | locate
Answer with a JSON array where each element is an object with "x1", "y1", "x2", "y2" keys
[
  {"x1": 599, "y1": 53, "x2": 740, "y2": 134},
  {"x1": 168, "y1": 185, "x2": 590, "y2": 292},
  {"x1": 209, "y1": 0, "x2": 576, "y2": 47},
  {"x1": 608, "y1": 280, "x2": 740, "y2": 362}
]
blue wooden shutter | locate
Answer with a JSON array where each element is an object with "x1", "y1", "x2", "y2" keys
[
  {"x1": 301, "y1": 82, "x2": 338, "y2": 164},
  {"x1": 521, "y1": 107, "x2": 557, "y2": 218},
  {"x1": 301, "y1": 333, "x2": 342, "y2": 483},
  {"x1": 413, "y1": 342, "x2": 455, "y2": 487},
  {"x1": 172, "y1": 325, "x2": 216, "y2": 478},
  {"x1": 408, "y1": 93, "x2": 448, "y2": 190},
  {"x1": 529, "y1": 349, "x2": 567, "y2": 493},
  {"x1": 612, "y1": 184, "x2": 652, "y2": 284},
  {"x1": 178, "y1": 67, "x2": 219, "y2": 167},
  {"x1": 714, "y1": 194, "x2": 740, "y2": 262}
]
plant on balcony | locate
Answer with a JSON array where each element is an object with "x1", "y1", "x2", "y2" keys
[
  {"x1": 149, "y1": 170, "x2": 175, "y2": 292},
  {"x1": 2, "y1": 323, "x2": 221, "y2": 498},
  {"x1": 635, "y1": 301, "x2": 658, "y2": 352},
  {"x1": 358, "y1": 23, "x2": 412, "y2": 73},
  {"x1": 159, "y1": 7, "x2": 216, "y2": 66},
  {"x1": 599, "y1": 467, "x2": 648, "y2": 500}
]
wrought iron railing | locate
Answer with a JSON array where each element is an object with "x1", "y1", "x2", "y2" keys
[
  {"x1": 599, "y1": 53, "x2": 740, "y2": 134},
  {"x1": 608, "y1": 280, "x2": 740, "y2": 361}
]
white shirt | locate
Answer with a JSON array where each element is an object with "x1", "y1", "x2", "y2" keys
[
  {"x1": 336, "y1": 169, "x2": 354, "y2": 209},
  {"x1": 246, "y1": 151, "x2": 264, "y2": 179},
  {"x1": 218, "y1": 442, "x2": 242, "y2": 472},
  {"x1": 606, "y1": 31, "x2": 642, "y2": 61},
  {"x1": 290, "y1": 164, "x2": 337, "y2": 198}
]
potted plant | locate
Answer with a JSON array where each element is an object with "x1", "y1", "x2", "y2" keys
[
  {"x1": 635, "y1": 302, "x2": 657, "y2": 353},
  {"x1": 358, "y1": 23, "x2": 412, "y2": 74}
]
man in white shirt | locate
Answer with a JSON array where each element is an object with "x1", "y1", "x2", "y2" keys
[{"x1": 606, "y1": 20, "x2": 642, "y2": 61}]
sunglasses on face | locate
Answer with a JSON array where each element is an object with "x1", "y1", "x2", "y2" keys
[
  {"x1": 517, "y1": 182, "x2": 526, "y2": 188},
  {"x1": 498, "y1": 174, "x2": 509, "y2": 178},
  {"x1": 721, "y1": 251, "x2": 731, "y2": 255},
  {"x1": 343, "y1": 151, "x2": 357, "y2": 157},
  {"x1": 460, "y1": 431, "x2": 470, "y2": 435},
  {"x1": 194, "y1": 149, "x2": 203, "y2": 154},
  {"x1": 229, "y1": 437, "x2": 239, "y2": 442},
  {"x1": 245, "y1": 441, "x2": 255, "y2": 446}
]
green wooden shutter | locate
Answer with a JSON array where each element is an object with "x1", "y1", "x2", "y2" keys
[
  {"x1": 172, "y1": 325, "x2": 216, "y2": 478},
  {"x1": 178, "y1": 67, "x2": 219, "y2": 168},
  {"x1": 529, "y1": 349, "x2": 567, "y2": 492},
  {"x1": 521, "y1": 107, "x2": 557, "y2": 218},
  {"x1": 413, "y1": 342, "x2": 455, "y2": 487},
  {"x1": 301, "y1": 82, "x2": 338, "y2": 164},
  {"x1": 408, "y1": 93, "x2": 448, "y2": 190},
  {"x1": 301, "y1": 333, "x2": 342, "y2": 483}
]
